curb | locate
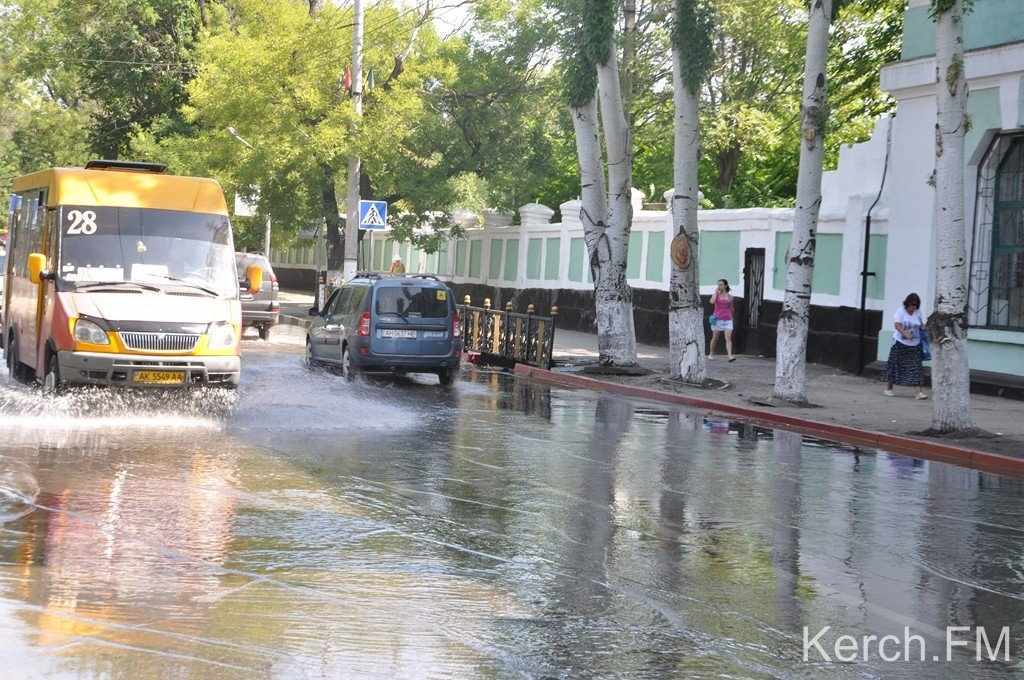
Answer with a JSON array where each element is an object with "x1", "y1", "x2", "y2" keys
[{"x1": 513, "y1": 364, "x2": 1024, "y2": 478}]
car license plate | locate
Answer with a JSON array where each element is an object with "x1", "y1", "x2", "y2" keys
[
  {"x1": 380, "y1": 329, "x2": 417, "y2": 339},
  {"x1": 133, "y1": 370, "x2": 185, "y2": 385}
]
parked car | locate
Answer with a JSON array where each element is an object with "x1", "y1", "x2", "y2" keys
[
  {"x1": 236, "y1": 252, "x2": 279, "y2": 340},
  {"x1": 305, "y1": 273, "x2": 462, "y2": 385}
]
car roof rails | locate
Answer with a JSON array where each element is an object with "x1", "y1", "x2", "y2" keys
[{"x1": 408, "y1": 274, "x2": 441, "y2": 282}]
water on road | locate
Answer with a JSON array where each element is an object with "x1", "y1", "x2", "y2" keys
[{"x1": 0, "y1": 336, "x2": 1022, "y2": 678}]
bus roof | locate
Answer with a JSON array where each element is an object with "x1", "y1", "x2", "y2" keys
[{"x1": 11, "y1": 167, "x2": 229, "y2": 216}]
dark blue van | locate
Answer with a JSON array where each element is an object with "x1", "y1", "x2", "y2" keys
[{"x1": 305, "y1": 274, "x2": 462, "y2": 385}]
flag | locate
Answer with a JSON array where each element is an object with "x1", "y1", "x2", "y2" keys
[{"x1": 343, "y1": 65, "x2": 352, "y2": 93}]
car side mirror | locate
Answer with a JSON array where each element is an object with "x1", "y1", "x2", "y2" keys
[
  {"x1": 245, "y1": 264, "x2": 263, "y2": 295},
  {"x1": 27, "y1": 253, "x2": 47, "y2": 285}
]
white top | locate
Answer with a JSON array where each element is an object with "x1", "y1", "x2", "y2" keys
[{"x1": 893, "y1": 307, "x2": 924, "y2": 346}]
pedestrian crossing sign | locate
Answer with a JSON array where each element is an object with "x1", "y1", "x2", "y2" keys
[{"x1": 359, "y1": 200, "x2": 388, "y2": 230}]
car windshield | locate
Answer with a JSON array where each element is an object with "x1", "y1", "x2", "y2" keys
[
  {"x1": 375, "y1": 285, "x2": 449, "y2": 318},
  {"x1": 58, "y1": 206, "x2": 236, "y2": 297}
]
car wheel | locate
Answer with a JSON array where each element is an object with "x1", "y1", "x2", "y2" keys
[
  {"x1": 304, "y1": 338, "x2": 317, "y2": 368},
  {"x1": 258, "y1": 324, "x2": 270, "y2": 340},
  {"x1": 438, "y1": 368, "x2": 455, "y2": 387},
  {"x1": 341, "y1": 346, "x2": 355, "y2": 383},
  {"x1": 42, "y1": 351, "x2": 63, "y2": 395}
]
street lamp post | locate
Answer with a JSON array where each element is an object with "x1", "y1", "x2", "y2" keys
[{"x1": 227, "y1": 127, "x2": 272, "y2": 261}]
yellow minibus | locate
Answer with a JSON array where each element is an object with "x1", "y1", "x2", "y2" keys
[{"x1": 3, "y1": 160, "x2": 255, "y2": 389}]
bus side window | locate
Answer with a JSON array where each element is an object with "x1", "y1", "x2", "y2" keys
[{"x1": 7, "y1": 193, "x2": 21, "y2": 275}]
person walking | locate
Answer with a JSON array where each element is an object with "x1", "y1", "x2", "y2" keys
[
  {"x1": 708, "y1": 278, "x2": 736, "y2": 362},
  {"x1": 885, "y1": 292, "x2": 928, "y2": 399}
]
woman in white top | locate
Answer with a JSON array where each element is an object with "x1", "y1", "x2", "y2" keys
[{"x1": 885, "y1": 292, "x2": 928, "y2": 399}]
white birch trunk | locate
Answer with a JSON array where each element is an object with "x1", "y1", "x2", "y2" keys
[
  {"x1": 773, "y1": 0, "x2": 832, "y2": 404},
  {"x1": 928, "y1": 1, "x2": 973, "y2": 432},
  {"x1": 593, "y1": 55, "x2": 638, "y2": 366},
  {"x1": 669, "y1": 45, "x2": 706, "y2": 383}
]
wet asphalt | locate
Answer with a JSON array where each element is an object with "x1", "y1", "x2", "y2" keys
[{"x1": 0, "y1": 330, "x2": 1022, "y2": 678}]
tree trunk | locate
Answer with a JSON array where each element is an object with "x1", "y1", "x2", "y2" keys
[
  {"x1": 320, "y1": 164, "x2": 344, "y2": 272},
  {"x1": 928, "y1": 0, "x2": 973, "y2": 432},
  {"x1": 669, "y1": 45, "x2": 706, "y2": 383},
  {"x1": 593, "y1": 54, "x2": 638, "y2": 366},
  {"x1": 773, "y1": 0, "x2": 832, "y2": 404}
]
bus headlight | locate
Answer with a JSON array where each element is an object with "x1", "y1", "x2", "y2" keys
[
  {"x1": 74, "y1": 319, "x2": 109, "y2": 345},
  {"x1": 207, "y1": 321, "x2": 236, "y2": 349}
]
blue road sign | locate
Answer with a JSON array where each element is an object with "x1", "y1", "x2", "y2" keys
[{"x1": 359, "y1": 200, "x2": 388, "y2": 230}]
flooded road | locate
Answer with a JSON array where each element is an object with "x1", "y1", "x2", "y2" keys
[{"x1": 0, "y1": 333, "x2": 1023, "y2": 678}]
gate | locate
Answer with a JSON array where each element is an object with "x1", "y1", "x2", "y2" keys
[
  {"x1": 458, "y1": 298, "x2": 557, "y2": 369},
  {"x1": 743, "y1": 248, "x2": 766, "y2": 328}
]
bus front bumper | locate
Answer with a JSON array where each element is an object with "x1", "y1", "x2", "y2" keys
[{"x1": 57, "y1": 351, "x2": 241, "y2": 388}]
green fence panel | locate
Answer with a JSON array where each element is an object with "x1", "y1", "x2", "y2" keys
[
  {"x1": 372, "y1": 238, "x2": 384, "y2": 271},
  {"x1": 489, "y1": 239, "x2": 503, "y2": 279},
  {"x1": 626, "y1": 232, "x2": 643, "y2": 279},
  {"x1": 504, "y1": 239, "x2": 520, "y2": 281},
  {"x1": 469, "y1": 240, "x2": 483, "y2": 278},
  {"x1": 568, "y1": 237, "x2": 585, "y2": 282},
  {"x1": 699, "y1": 231, "x2": 741, "y2": 286},
  {"x1": 867, "y1": 234, "x2": 887, "y2": 300},
  {"x1": 544, "y1": 237, "x2": 560, "y2": 280},
  {"x1": 527, "y1": 238, "x2": 543, "y2": 279},
  {"x1": 455, "y1": 240, "x2": 468, "y2": 275},
  {"x1": 773, "y1": 231, "x2": 842, "y2": 295},
  {"x1": 646, "y1": 231, "x2": 665, "y2": 282}
]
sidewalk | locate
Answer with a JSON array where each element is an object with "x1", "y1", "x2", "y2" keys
[{"x1": 552, "y1": 329, "x2": 1024, "y2": 459}]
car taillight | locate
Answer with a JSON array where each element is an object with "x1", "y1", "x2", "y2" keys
[
  {"x1": 452, "y1": 310, "x2": 461, "y2": 338},
  {"x1": 358, "y1": 311, "x2": 371, "y2": 337}
]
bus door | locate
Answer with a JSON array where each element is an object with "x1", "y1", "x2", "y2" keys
[
  {"x1": 11, "y1": 189, "x2": 46, "y2": 371},
  {"x1": 34, "y1": 206, "x2": 58, "y2": 372}
]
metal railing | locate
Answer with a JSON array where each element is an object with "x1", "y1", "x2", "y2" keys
[{"x1": 458, "y1": 297, "x2": 557, "y2": 369}]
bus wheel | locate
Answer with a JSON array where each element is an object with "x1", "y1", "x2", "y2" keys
[
  {"x1": 6, "y1": 335, "x2": 31, "y2": 385},
  {"x1": 42, "y1": 351, "x2": 63, "y2": 395}
]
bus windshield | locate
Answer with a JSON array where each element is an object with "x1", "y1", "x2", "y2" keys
[{"x1": 58, "y1": 206, "x2": 236, "y2": 297}]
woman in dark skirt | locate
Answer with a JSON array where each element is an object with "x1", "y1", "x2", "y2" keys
[{"x1": 885, "y1": 293, "x2": 928, "y2": 400}]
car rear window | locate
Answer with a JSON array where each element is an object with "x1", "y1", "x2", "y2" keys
[{"x1": 375, "y1": 286, "x2": 449, "y2": 318}]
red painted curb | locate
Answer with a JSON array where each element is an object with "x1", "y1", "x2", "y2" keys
[{"x1": 513, "y1": 363, "x2": 1024, "y2": 478}]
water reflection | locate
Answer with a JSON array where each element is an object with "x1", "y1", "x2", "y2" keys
[{"x1": 0, "y1": 357, "x2": 1021, "y2": 678}]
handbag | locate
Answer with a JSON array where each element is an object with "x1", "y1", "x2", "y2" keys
[
  {"x1": 920, "y1": 330, "x2": 932, "y2": 361},
  {"x1": 709, "y1": 314, "x2": 717, "y2": 327}
]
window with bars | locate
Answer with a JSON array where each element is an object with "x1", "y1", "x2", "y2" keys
[{"x1": 990, "y1": 139, "x2": 1024, "y2": 329}]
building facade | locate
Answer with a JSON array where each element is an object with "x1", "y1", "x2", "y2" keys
[{"x1": 880, "y1": 0, "x2": 1024, "y2": 374}]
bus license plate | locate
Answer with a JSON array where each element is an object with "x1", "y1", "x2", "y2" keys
[
  {"x1": 133, "y1": 370, "x2": 185, "y2": 385},
  {"x1": 380, "y1": 329, "x2": 417, "y2": 339}
]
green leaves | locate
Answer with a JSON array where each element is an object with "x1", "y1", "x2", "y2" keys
[{"x1": 672, "y1": 0, "x2": 715, "y2": 92}]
